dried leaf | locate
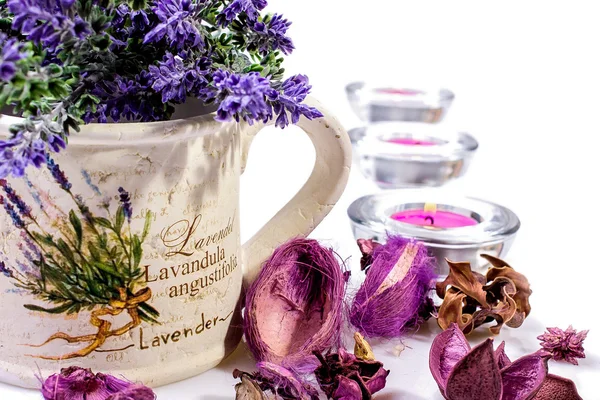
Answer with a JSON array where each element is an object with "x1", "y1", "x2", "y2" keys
[
  {"x1": 429, "y1": 323, "x2": 471, "y2": 390},
  {"x1": 437, "y1": 289, "x2": 473, "y2": 333},
  {"x1": 235, "y1": 375, "x2": 268, "y2": 400},
  {"x1": 501, "y1": 352, "x2": 548, "y2": 400},
  {"x1": 357, "y1": 239, "x2": 382, "y2": 272},
  {"x1": 436, "y1": 260, "x2": 489, "y2": 307},
  {"x1": 494, "y1": 342, "x2": 512, "y2": 369}
]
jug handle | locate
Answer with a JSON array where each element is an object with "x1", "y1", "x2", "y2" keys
[{"x1": 240, "y1": 96, "x2": 352, "y2": 288}]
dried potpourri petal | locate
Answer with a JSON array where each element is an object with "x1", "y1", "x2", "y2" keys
[
  {"x1": 41, "y1": 366, "x2": 155, "y2": 400},
  {"x1": 314, "y1": 337, "x2": 389, "y2": 400},
  {"x1": 244, "y1": 238, "x2": 346, "y2": 369},
  {"x1": 429, "y1": 324, "x2": 549, "y2": 400},
  {"x1": 532, "y1": 374, "x2": 583, "y2": 400},
  {"x1": 350, "y1": 236, "x2": 436, "y2": 338},
  {"x1": 356, "y1": 239, "x2": 382, "y2": 272},
  {"x1": 233, "y1": 362, "x2": 319, "y2": 400},
  {"x1": 436, "y1": 255, "x2": 532, "y2": 335}
]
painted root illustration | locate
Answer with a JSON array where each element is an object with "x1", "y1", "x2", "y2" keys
[{"x1": 0, "y1": 157, "x2": 158, "y2": 360}]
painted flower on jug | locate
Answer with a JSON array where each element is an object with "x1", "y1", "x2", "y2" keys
[
  {"x1": 0, "y1": 159, "x2": 158, "y2": 359},
  {"x1": 0, "y1": 0, "x2": 322, "y2": 179}
]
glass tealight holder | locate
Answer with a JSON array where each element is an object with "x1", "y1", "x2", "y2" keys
[
  {"x1": 347, "y1": 190, "x2": 520, "y2": 276},
  {"x1": 345, "y1": 82, "x2": 455, "y2": 123},
  {"x1": 352, "y1": 123, "x2": 478, "y2": 188}
]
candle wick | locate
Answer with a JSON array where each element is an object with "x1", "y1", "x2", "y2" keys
[{"x1": 425, "y1": 216, "x2": 435, "y2": 225}]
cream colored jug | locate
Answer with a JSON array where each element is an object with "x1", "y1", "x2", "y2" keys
[{"x1": 0, "y1": 97, "x2": 351, "y2": 388}]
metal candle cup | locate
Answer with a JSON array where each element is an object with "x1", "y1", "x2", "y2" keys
[
  {"x1": 345, "y1": 82, "x2": 455, "y2": 123},
  {"x1": 347, "y1": 191, "x2": 520, "y2": 275},
  {"x1": 350, "y1": 125, "x2": 478, "y2": 188}
]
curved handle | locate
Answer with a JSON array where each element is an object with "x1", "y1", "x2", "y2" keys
[{"x1": 241, "y1": 96, "x2": 352, "y2": 287}]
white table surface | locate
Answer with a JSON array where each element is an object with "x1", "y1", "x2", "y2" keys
[{"x1": 2, "y1": 1, "x2": 599, "y2": 398}]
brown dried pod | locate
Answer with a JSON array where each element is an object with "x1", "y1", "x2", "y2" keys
[{"x1": 436, "y1": 255, "x2": 532, "y2": 335}]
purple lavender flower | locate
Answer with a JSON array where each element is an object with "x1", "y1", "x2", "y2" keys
[
  {"x1": 0, "y1": 179, "x2": 32, "y2": 218},
  {"x1": 148, "y1": 52, "x2": 208, "y2": 103},
  {"x1": 8, "y1": 0, "x2": 90, "y2": 51},
  {"x1": 20, "y1": 231, "x2": 40, "y2": 258},
  {"x1": 118, "y1": 187, "x2": 132, "y2": 223},
  {"x1": 144, "y1": 0, "x2": 203, "y2": 50},
  {"x1": 46, "y1": 156, "x2": 72, "y2": 191},
  {"x1": 218, "y1": 0, "x2": 267, "y2": 26},
  {"x1": 0, "y1": 195, "x2": 25, "y2": 229},
  {"x1": 270, "y1": 75, "x2": 323, "y2": 128},
  {"x1": 0, "y1": 34, "x2": 28, "y2": 81},
  {"x1": 538, "y1": 326, "x2": 588, "y2": 365},
  {"x1": 213, "y1": 70, "x2": 276, "y2": 124},
  {"x1": 251, "y1": 14, "x2": 294, "y2": 55}
]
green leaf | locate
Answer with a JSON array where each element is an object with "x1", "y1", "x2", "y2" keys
[
  {"x1": 141, "y1": 211, "x2": 152, "y2": 241},
  {"x1": 95, "y1": 217, "x2": 113, "y2": 229},
  {"x1": 69, "y1": 210, "x2": 83, "y2": 249},
  {"x1": 132, "y1": 235, "x2": 142, "y2": 269},
  {"x1": 94, "y1": 262, "x2": 122, "y2": 278},
  {"x1": 115, "y1": 206, "x2": 125, "y2": 233},
  {"x1": 24, "y1": 301, "x2": 75, "y2": 314}
]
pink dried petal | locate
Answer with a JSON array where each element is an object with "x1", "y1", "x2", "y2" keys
[
  {"x1": 445, "y1": 339, "x2": 502, "y2": 400},
  {"x1": 332, "y1": 375, "x2": 366, "y2": 400},
  {"x1": 429, "y1": 323, "x2": 471, "y2": 390},
  {"x1": 495, "y1": 342, "x2": 512, "y2": 369},
  {"x1": 363, "y1": 365, "x2": 389, "y2": 394},
  {"x1": 500, "y1": 352, "x2": 548, "y2": 400},
  {"x1": 106, "y1": 385, "x2": 156, "y2": 400},
  {"x1": 357, "y1": 239, "x2": 382, "y2": 271},
  {"x1": 532, "y1": 374, "x2": 582, "y2": 400}
]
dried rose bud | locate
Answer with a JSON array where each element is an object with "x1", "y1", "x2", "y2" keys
[
  {"x1": 314, "y1": 347, "x2": 389, "y2": 400},
  {"x1": 429, "y1": 324, "x2": 548, "y2": 400},
  {"x1": 41, "y1": 366, "x2": 155, "y2": 400},
  {"x1": 353, "y1": 332, "x2": 375, "y2": 361},
  {"x1": 350, "y1": 236, "x2": 436, "y2": 338},
  {"x1": 233, "y1": 362, "x2": 319, "y2": 400},
  {"x1": 244, "y1": 238, "x2": 346, "y2": 369},
  {"x1": 436, "y1": 255, "x2": 532, "y2": 335},
  {"x1": 537, "y1": 326, "x2": 588, "y2": 365}
]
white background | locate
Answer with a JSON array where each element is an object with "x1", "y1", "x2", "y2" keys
[{"x1": 2, "y1": 0, "x2": 600, "y2": 398}]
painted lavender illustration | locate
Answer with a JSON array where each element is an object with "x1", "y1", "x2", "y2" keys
[{"x1": 0, "y1": 156, "x2": 157, "y2": 360}]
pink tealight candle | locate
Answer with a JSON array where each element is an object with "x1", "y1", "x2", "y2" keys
[
  {"x1": 391, "y1": 206, "x2": 478, "y2": 228},
  {"x1": 386, "y1": 137, "x2": 437, "y2": 146}
]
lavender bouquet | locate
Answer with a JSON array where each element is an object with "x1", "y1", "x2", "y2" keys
[{"x1": 0, "y1": 0, "x2": 322, "y2": 178}]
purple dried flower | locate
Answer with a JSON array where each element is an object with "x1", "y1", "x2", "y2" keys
[
  {"x1": 144, "y1": 0, "x2": 203, "y2": 50},
  {"x1": 213, "y1": 70, "x2": 275, "y2": 125},
  {"x1": 314, "y1": 348, "x2": 389, "y2": 400},
  {"x1": 349, "y1": 236, "x2": 436, "y2": 338},
  {"x1": 271, "y1": 75, "x2": 323, "y2": 128},
  {"x1": 251, "y1": 14, "x2": 294, "y2": 55},
  {"x1": 244, "y1": 238, "x2": 346, "y2": 370},
  {"x1": 41, "y1": 366, "x2": 155, "y2": 400},
  {"x1": 233, "y1": 362, "x2": 319, "y2": 400},
  {"x1": 430, "y1": 323, "x2": 550, "y2": 400},
  {"x1": 0, "y1": 33, "x2": 28, "y2": 81},
  {"x1": 118, "y1": 187, "x2": 132, "y2": 223},
  {"x1": 46, "y1": 156, "x2": 71, "y2": 191},
  {"x1": 532, "y1": 374, "x2": 582, "y2": 400},
  {"x1": 218, "y1": 0, "x2": 267, "y2": 26},
  {"x1": 0, "y1": 132, "x2": 48, "y2": 178},
  {"x1": 149, "y1": 52, "x2": 208, "y2": 103},
  {"x1": 537, "y1": 326, "x2": 588, "y2": 365}
]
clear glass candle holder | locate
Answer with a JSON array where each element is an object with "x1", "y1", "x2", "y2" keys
[
  {"x1": 347, "y1": 190, "x2": 520, "y2": 275},
  {"x1": 345, "y1": 82, "x2": 455, "y2": 123},
  {"x1": 351, "y1": 123, "x2": 478, "y2": 188}
]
